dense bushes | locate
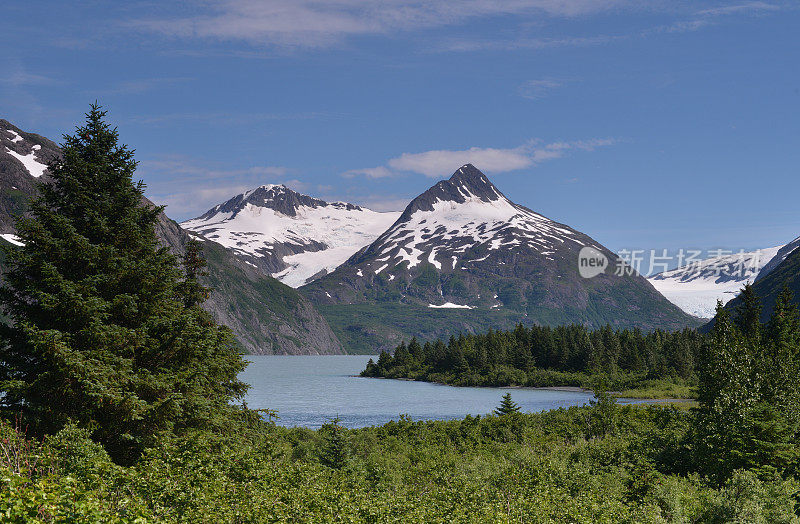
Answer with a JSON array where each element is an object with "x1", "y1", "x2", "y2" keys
[{"x1": 3, "y1": 403, "x2": 799, "y2": 522}]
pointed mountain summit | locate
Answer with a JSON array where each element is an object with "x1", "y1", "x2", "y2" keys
[
  {"x1": 398, "y1": 163, "x2": 505, "y2": 218},
  {"x1": 182, "y1": 185, "x2": 400, "y2": 287},
  {"x1": 302, "y1": 164, "x2": 698, "y2": 352}
]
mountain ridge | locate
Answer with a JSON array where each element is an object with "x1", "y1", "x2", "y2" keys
[
  {"x1": 302, "y1": 164, "x2": 699, "y2": 352},
  {"x1": 182, "y1": 184, "x2": 399, "y2": 288}
]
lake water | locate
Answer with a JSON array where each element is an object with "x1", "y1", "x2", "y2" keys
[{"x1": 240, "y1": 355, "x2": 602, "y2": 428}]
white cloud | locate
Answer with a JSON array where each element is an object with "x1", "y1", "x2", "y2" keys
[
  {"x1": 0, "y1": 71, "x2": 55, "y2": 87},
  {"x1": 697, "y1": 2, "x2": 780, "y2": 17},
  {"x1": 347, "y1": 138, "x2": 615, "y2": 179},
  {"x1": 128, "y1": 111, "x2": 334, "y2": 126},
  {"x1": 440, "y1": 34, "x2": 622, "y2": 52},
  {"x1": 355, "y1": 196, "x2": 412, "y2": 212},
  {"x1": 132, "y1": 0, "x2": 630, "y2": 48},
  {"x1": 101, "y1": 77, "x2": 194, "y2": 95},
  {"x1": 139, "y1": 155, "x2": 292, "y2": 219},
  {"x1": 388, "y1": 145, "x2": 533, "y2": 177},
  {"x1": 342, "y1": 166, "x2": 394, "y2": 179}
]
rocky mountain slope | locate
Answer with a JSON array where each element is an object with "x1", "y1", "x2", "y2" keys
[
  {"x1": 301, "y1": 164, "x2": 699, "y2": 352},
  {"x1": 0, "y1": 119, "x2": 342, "y2": 355},
  {"x1": 0, "y1": 120, "x2": 60, "y2": 234},
  {"x1": 182, "y1": 185, "x2": 399, "y2": 287},
  {"x1": 648, "y1": 236, "x2": 800, "y2": 318}
]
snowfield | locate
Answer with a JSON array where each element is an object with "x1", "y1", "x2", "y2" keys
[
  {"x1": 648, "y1": 246, "x2": 784, "y2": 318},
  {"x1": 182, "y1": 185, "x2": 399, "y2": 287}
]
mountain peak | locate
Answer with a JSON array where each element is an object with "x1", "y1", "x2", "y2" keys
[
  {"x1": 195, "y1": 184, "x2": 346, "y2": 220},
  {"x1": 398, "y1": 164, "x2": 505, "y2": 221}
]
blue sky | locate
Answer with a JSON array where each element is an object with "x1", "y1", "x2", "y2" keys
[{"x1": 2, "y1": 1, "x2": 799, "y2": 260}]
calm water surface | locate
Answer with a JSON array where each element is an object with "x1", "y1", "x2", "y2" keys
[{"x1": 241, "y1": 356, "x2": 607, "y2": 428}]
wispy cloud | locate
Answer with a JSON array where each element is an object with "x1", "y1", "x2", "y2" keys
[
  {"x1": 100, "y1": 77, "x2": 194, "y2": 95},
  {"x1": 342, "y1": 166, "x2": 394, "y2": 179},
  {"x1": 697, "y1": 2, "x2": 781, "y2": 17},
  {"x1": 644, "y1": 1, "x2": 785, "y2": 36},
  {"x1": 440, "y1": 34, "x2": 622, "y2": 53},
  {"x1": 347, "y1": 138, "x2": 615, "y2": 179},
  {"x1": 519, "y1": 78, "x2": 564, "y2": 99},
  {"x1": 139, "y1": 155, "x2": 292, "y2": 218},
  {"x1": 128, "y1": 111, "x2": 337, "y2": 126},
  {"x1": 130, "y1": 0, "x2": 631, "y2": 49},
  {"x1": 0, "y1": 70, "x2": 57, "y2": 88}
]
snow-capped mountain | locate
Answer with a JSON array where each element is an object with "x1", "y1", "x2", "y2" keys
[
  {"x1": 302, "y1": 164, "x2": 695, "y2": 351},
  {"x1": 0, "y1": 120, "x2": 60, "y2": 233},
  {"x1": 181, "y1": 185, "x2": 400, "y2": 287},
  {"x1": 648, "y1": 237, "x2": 800, "y2": 319}
]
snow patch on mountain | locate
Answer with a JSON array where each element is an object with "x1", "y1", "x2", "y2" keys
[
  {"x1": 0, "y1": 233, "x2": 23, "y2": 246},
  {"x1": 182, "y1": 185, "x2": 400, "y2": 287},
  {"x1": 429, "y1": 302, "x2": 473, "y2": 309},
  {"x1": 4, "y1": 145, "x2": 48, "y2": 178},
  {"x1": 648, "y1": 246, "x2": 783, "y2": 318},
  {"x1": 5, "y1": 129, "x2": 23, "y2": 143},
  {"x1": 361, "y1": 167, "x2": 593, "y2": 276}
]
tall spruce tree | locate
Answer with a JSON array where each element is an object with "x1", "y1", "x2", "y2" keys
[
  {"x1": 494, "y1": 393, "x2": 520, "y2": 416},
  {"x1": 0, "y1": 105, "x2": 248, "y2": 463},
  {"x1": 735, "y1": 283, "x2": 762, "y2": 341}
]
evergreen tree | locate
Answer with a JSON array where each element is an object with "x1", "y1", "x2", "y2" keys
[
  {"x1": 494, "y1": 393, "x2": 520, "y2": 416},
  {"x1": 735, "y1": 283, "x2": 762, "y2": 342},
  {"x1": 319, "y1": 416, "x2": 348, "y2": 469},
  {"x1": 0, "y1": 105, "x2": 247, "y2": 463},
  {"x1": 588, "y1": 387, "x2": 617, "y2": 437}
]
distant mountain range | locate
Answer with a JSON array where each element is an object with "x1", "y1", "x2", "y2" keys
[
  {"x1": 0, "y1": 119, "x2": 343, "y2": 355},
  {"x1": 182, "y1": 185, "x2": 399, "y2": 287},
  {"x1": 4, "y1": 119, "x2": 736, "y2": 355},
  {"x1": 300, "y1": 164, "x2": 698, "y2": 351},
  {"x1": 648, "y1": 236, "x2": 800, "y2": 318}
]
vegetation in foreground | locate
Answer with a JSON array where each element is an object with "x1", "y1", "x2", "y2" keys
[
  {"x1": 1, "y1": 107, "x2": 800, "y2": 521},
  {"x1": 4, "y1": 399, "x2": 800, "y2": 523}
]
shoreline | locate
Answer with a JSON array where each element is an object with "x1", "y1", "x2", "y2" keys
[{"x1": 358, "y1": 376, "x2": 695, "y2": 401}]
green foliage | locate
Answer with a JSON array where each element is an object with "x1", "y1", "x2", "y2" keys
[
  {"x1": 318, "y1": 417, "x2": 349, "y2": 469},
  {"x1": 589, "y1": 388, "x2": 618, "y2": 437},
  {"x1": 494, "y1": 393, "x2": 521, "y2": 416},
  {"x1": 3, "y1": 403, "x2": 798, "y2": 522},
  {"x1": 0, "y1": 105, "x2": 248, "y2": 463},
  {"x1": 362, "y1": 322, "x2": 703, "y2": 397},
  {"x1": 694, "y1": 292, "x2": 800, "y2": 484}
]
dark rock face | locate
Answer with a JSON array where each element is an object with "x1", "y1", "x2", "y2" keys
[
  {"x1": 756, "y1": 236, "x2": 800, "y2": 282},
  {"x1": 398, "y1": 164, "x2": 504, "y2": 220},
  {"x1": 197, "y1": 184, "x2": 362, "y2": 220},
  {"x1": 150, "y1": 209, "x2": 343, "y2": 355},
  {"x1": 302, "y1": 164, "x2": 699, "y2": 352},
  {"x1": 0, "y1": 119, "x2": 344, "y2": 355},
  {"x1": 0, "y1": 120, "x2": 61, "y2": 233}
]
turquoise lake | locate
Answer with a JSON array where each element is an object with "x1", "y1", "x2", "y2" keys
[{"x1": 240, "y1": 355, "x2": 614, "y2": 428}]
